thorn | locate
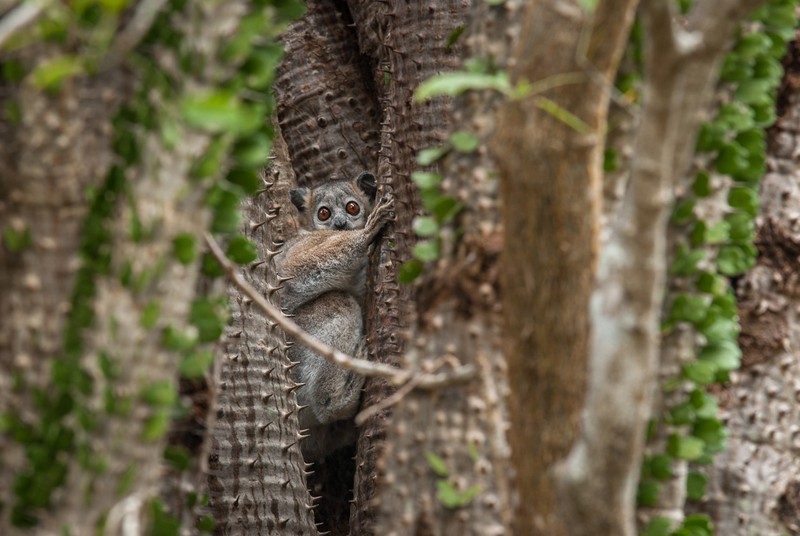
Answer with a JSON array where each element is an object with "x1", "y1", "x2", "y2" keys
[
  {"x1": 287, "y1": 382, "x2": 306, "y2": 394},
  {"x1": 296, "y1": 403, "x2": 309, "y2": 412},
  {"x1": 284, "y1": 360, "x2": 300, "y2": 371},
  {"x1": 281, "y1": 477, "x2": 292, "y2": 488},
  {"x1": 262, "y1": 393, "x2": 274, "y2": 404},
  {"x1": 251, "y1": 220, "x2": 268, "y2": 232},
  {"x1": 233, "y1": 495, "x2": 240, "y2": 507},
  {"x1": 229, "y1": 330, "x2": 243, "y2": 338},
  {"x1": 249, "y1": 260, "x2": 265, "y2": 270},
  {"x1": 297, "y1": 429, "x2": 310, "y2": 440},
  {"x1": 278, "y1": 518, "x2": 289, "y2": 528},
  {"x1": 265, "y1": 248, "x2": 280, "y2": 257},
  {"x1": 264, "y1": 366, "x2": 275, "y2": 378},
  {"x1": 276, "y1": 274, "x2": 293, "y2": 283},
  {"x1": 304, "y1": 462, "x2": 314, "y2": 470},
  {"x1": 242, "y1": 296, "x2": 253, "y2": 306}
]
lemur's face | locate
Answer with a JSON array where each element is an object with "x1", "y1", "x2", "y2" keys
[{"x1": 290, "y1": 172, "x2": 377, "y2": 231}]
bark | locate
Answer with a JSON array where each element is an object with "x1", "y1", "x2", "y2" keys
[
  {"x1": 701, "y1": 35, "x2": 800, "y2": 535},
  {"x1": 556, "y1": 1, "x2": 767, "y2": 535},
  {"x1": 491, "y1": 0, "x2": 637, "y2": 533},
  {"x1": 0, "y1": 56, "x2": 130, "y2": 533},
  {"x1": 207, "y1": 129, "x2": 320, "y2": 536}
]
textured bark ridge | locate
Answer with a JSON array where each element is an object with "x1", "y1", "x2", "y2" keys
[
  {"x1": 273, "y1": 0, "x2": 381, "y2": 187},
  {"x1": 207, "y1": 130, "x2": 319, "y2": 535},
  {"x1": 701, "y1": 39, "x2": 800, "y2": 535}
]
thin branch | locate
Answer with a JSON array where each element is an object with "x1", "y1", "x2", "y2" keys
[
  {"x1": 204, "y1": 233, "x2": 475, "y2": 389},
  {"x1": 101, "y1": 0, "x2": 168, "y2": 70},
  {"x1": 354, "y1": 371, "x2": 425, "y2": 426},
  {"x1": 0, "y1": 0, "x2": 50, "y2": 50}
]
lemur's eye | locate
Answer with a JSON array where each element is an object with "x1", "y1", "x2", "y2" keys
[
  {"x1": 345, "y1": 201, "x2": 360, "y2": 216},
  {"x1": 318, "y1": 207, "x2": 331, "y2": 221}
]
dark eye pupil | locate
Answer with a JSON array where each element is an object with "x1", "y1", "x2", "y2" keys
[
  {"x1": 346, "y1": 202, "x2": 359, "y2": 215},
  {"x1": 318, "y1": 207, "x2": 331, "y2": 220}
]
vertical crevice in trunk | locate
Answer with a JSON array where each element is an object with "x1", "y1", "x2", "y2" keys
[{"x1": 343, "y1": 1, "x2": 466, "y2": 533}]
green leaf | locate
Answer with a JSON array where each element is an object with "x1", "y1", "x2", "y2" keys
[
  {"x1": 413, "y1": 240, "x2": 440, "y2": 262},
  {"x1": 714, "y1": 103, "x2": 754, "y2": 133},
  {"x1": 226, "y1": 235, "x2": 258, "y2": 264},
  {"x1": 435, "y1": 480, "x2": 481, "y2": 509},
  {"x1": 232, "y1": 134, "x2": 272, "y2": 167},
  {"x1": 603, "y1": 148, "x2": 618, "y2": 172},
  {"x1": 413, "y1": 216, "x2": 439, "y2": 237},
  {"x1": 425, "y1": 452, "x2": 449, "y2": 477},
  {"x1": 667, "y1": 434, "x2": 705, "y2": 461},
  {"x1": 140, "y1": 381, "x2": 177, "y2": 407},
  {"x1": 686, "y1": 472, "x2": 708, "y2": 501},
  {"x1": 716, "y1": 244, "x2": 755, "y2": 276},
  {"x1": 670, "y1": 245, "x2": 705, "y2": 276},
  {"x1": 446, "y1": 26, "x2": 465, "y2": 49},
  {"x1": 671, "y1": 199, "x2": 696, "y2": 224},
  {"x1": 735, "y1": 79, "x2": 774, "y2": 106},
  {"x1": 637, "y1": 480, "x2": 660, "y2": 507},
  {"x1": 191, "y1": 137, "x2": 228, "y2": 180},
  {"x1": 172, "y1": 233, "x2": 197, "y2": 265},
  {"x1": 734, "y1": 32, "x2": 773, "y2": 59},
  {"x1": 201, "y1": 252, "x2": 224, "y2": 277},
  {"x1": 668, "y1": 294, "x2": 708, "y2": 325},
  {"x1": 428, "y1": 196, "x2": 462, "y2": 223},
  {"x1": 181, "y1": 91, "x2": 263, "y2": 134},
  {"x1": 696, "y1": 271, "x2": 728, "y2": 296},
  {"x1": 197, "y1": 515, "x2": 216, "y2": 533},
  {"x1": 715, "y1": 143, "x2": 749, "y2": 176},
  {"x1": 668, "y1": 402, "x2": 695, "y2": 426},
  {"x1": 641, "y1": 517, "x2": 671, "y2": 536},
  {"x1": 699, "y1": 341, "x2": 741, "y2": 371},
  {"x1": 398, "y1": 260, "x2": 424, "y2": 283},
  {"x1": 414, "y1": 71, "x2": 511, "y2": 101},
  {"x1": 728, "y1": 187, "x2": 759, "y2": 216},
  {"x1": 682, "y1": 361, "x2": 718, "y2": 385},
  {"x1": 416, "y1": 147, "x2": 448, "y2": 166},
  {"x1": 190, "y1": 299, "x2": 225, "y2": 343},
  {"x1": 179, "y1": 351, "x2": 214, "y2": 378},
  {"x1": 140, "y1": 301, "x2": 161, "y2": 329},
  {"x1": 242, "y1": 44, "x2": 284, "y2": 89},
  {"x1": 649, "y1": 454, "x2": 673, "y2": 480},
  {"x1": 3, "y1": 225, "x2": 32, "y2": 252},
  {"x1": 30, "y1": 55, "x2": 84, "y2": 90},
  {"x1": 726, "y1": 211, "x2": 755, "y2": 244},
  {"x1": 450, "y1": 131, "x2": 479, "y2": 152},
  {"x1": 699, "y1": 316, "x2": 739, "y2": 344},
  {"x1": 692, "y1": 418, "x2": 727, "y2": 452},
  {"x1": 411, "y1": 171, "x2": 443, "y2": 188},
  {"x1": 692, "y1": 170, "x2": 711, "y2": 197},
  {"x1": 225, "y1": 167, "x2": 262, "y2": 195},
  {"x1": 164, "y1": 446, "x2": 191, "y2": 471},
  {"x1": 682, "y1": 514, "x2": 713, "y2": 533},
  {"x1": 690, "y1": 389, "x2": 719, "y2": 418},
  {"x1": 719, "y1": 55, "x2": 753, "y2": 83}
]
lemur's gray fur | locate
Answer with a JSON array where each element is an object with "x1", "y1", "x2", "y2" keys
[{"x1": 275, "y1": 172, "x2": 393, "y2": 461}]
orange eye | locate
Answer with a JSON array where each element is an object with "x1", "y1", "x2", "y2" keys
[
  {"x1": 346, "y1": 201, "x2": 360, "y2": 216},
  {"x1": 318, "y1": 207, "x2": 331, "y2": 221}
]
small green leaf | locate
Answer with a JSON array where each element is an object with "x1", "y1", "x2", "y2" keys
[
  {"x1": 197, "y1": 515, "x2": 216, "y2": 532},
  {"x1": 682, "y1": 361, "x2": 718, "y2": 385},
  {"x1": 728, "y1": 187, "x2": 759, "y2": 216},
  {"x1": 668, "y1": 402, "x2": 695, "y2": 426},
  {"x1": 172, "y1": 233, "x2": 197, "y2": 265},
  {"x1": 649, "y1": 454, "x2": 673, "y2": 480},
  {"x1": 413, "y1": 240, "x2": 440, "y2": 262},
  {"x1": 715, "y1": 143, "x2": 749, "y2": 176},
  {"x1": 692, "y1": 170, "x2": 711, "y2": 197},
  {"x1": 603, "y1": 148, "x2": 618, "y2": 172},
  {"x1": 232, "y1": 133, "x2": 272, "y2": 167},
  {"x1": 140, "y1": 381, "x2": 177, "y2": 407},
  {"x1": 435, "y1": 480, "x2": 481, "y2": 509},
  {"x1": 226, "y1": 235, "x2": 258, "y2": 264},
  {"x1": 686, "y1": 472, "x2": 708, "y2": 501},
  {"x1": 413, "y1": 216, "x2": 439, "y2": 237},
  {"x1": 30, "y1": 55, "x2": 84, "y2": 90},
  {"x1": 140, "y1": 301, "x2": 161, "y2": 329},
  {"x1": 425, "y1": 452, "x2": 448, "y2": 477},
  {"x1": 698, "y1": 341, "x2": 741, "y2": 371},
  {"x1": 143, "y1": 411, "x2": 170, "y2": 441},
  {"x1": 641, "y1": 517, "x2": 671, "y2": 536},
  {"x1": 716, "y1": 244, "x2": 755, "y2": 276},
  {"x1": 164, "y1": 446, "x2": 191, "y2": 471},
  {"x1": 190, "y1": 299, "x2": 226, "y2": 343},
  {"x1": 446, "y1": 26, "x2": 465, "y2": 49},
  {"x1": 416, "y1": 148, "x2": 448, "y2": 166},
  {"x1": 225, "y1": 167, "x2": 262, "y2": 195},
  {"x1": 668, "y1": 294, "x2": 708, "y2": 325},
  {"x1": 411, "y1": 171, "x2": 444, "y2": 189},
  {"x1": 667, "y1": 434, "x2": 705, "y2": 461},
  {"x1": 671, "y1": 199, "x2": 696, "y2": 224},
  {"x1": 201, "y1": 252, "x2": 225, "y2": 277},
  {"x1": 398, "y1": 260, "x2": 424, "y2": 283},
  {"x1": 414, "y1": 71, "x2": 511, "y2": 101},
  {"x1": 692, "y1": 417, "x2": 727, "y2": 452},
  {"x1": 637, "y1": 480, "x2": 660, "y2": 507},
  {"x1": 427, "y1": 196, "x2": 462, "y2": 223},
  {"x1": 179, "y1": 351, "x2": 214, "y2": 378},
  {"x1": 181, "y1": 91, "x2": 263, "y2": 134},
  {"x1": 3, "y1": 225, "x2": 32, "y2": 252},
  {"x1": 696, "y1": 272, "x2": 728, "y2": 296},
  {"x1": 450, "y1": 131, "x2": 479, "y2": 152},
  {"x1": 670, "y1": 245, "x2": 705, "y2": 276},
  {"x1": 726, "y1": 212, "x2": 755, "y2": 244}
]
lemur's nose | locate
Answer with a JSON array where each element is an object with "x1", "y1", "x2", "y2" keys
[{"x1": 333, "y1": 216, "x2": 347, "y2": 229}]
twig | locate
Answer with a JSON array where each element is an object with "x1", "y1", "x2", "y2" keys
[
  {"x1": 0, "y1": 0, "x2": 51, "y2": 50},
  {"x1": 101, "y1": 0, "x2": 167, "y2": 70},
  {"x1": 355, "y1": 372, "x2": 425, "y2": 426},
  {"x1": 204, "y1": 232, "x2": 475, "y2": 388}
]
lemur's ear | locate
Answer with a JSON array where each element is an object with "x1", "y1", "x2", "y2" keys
[
  {"x1": 290, "y1": 188, "x2": 310, "y2": 211},
  {"x1": 356, "y1": 171, "x2": 377, "y2": 201}
]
